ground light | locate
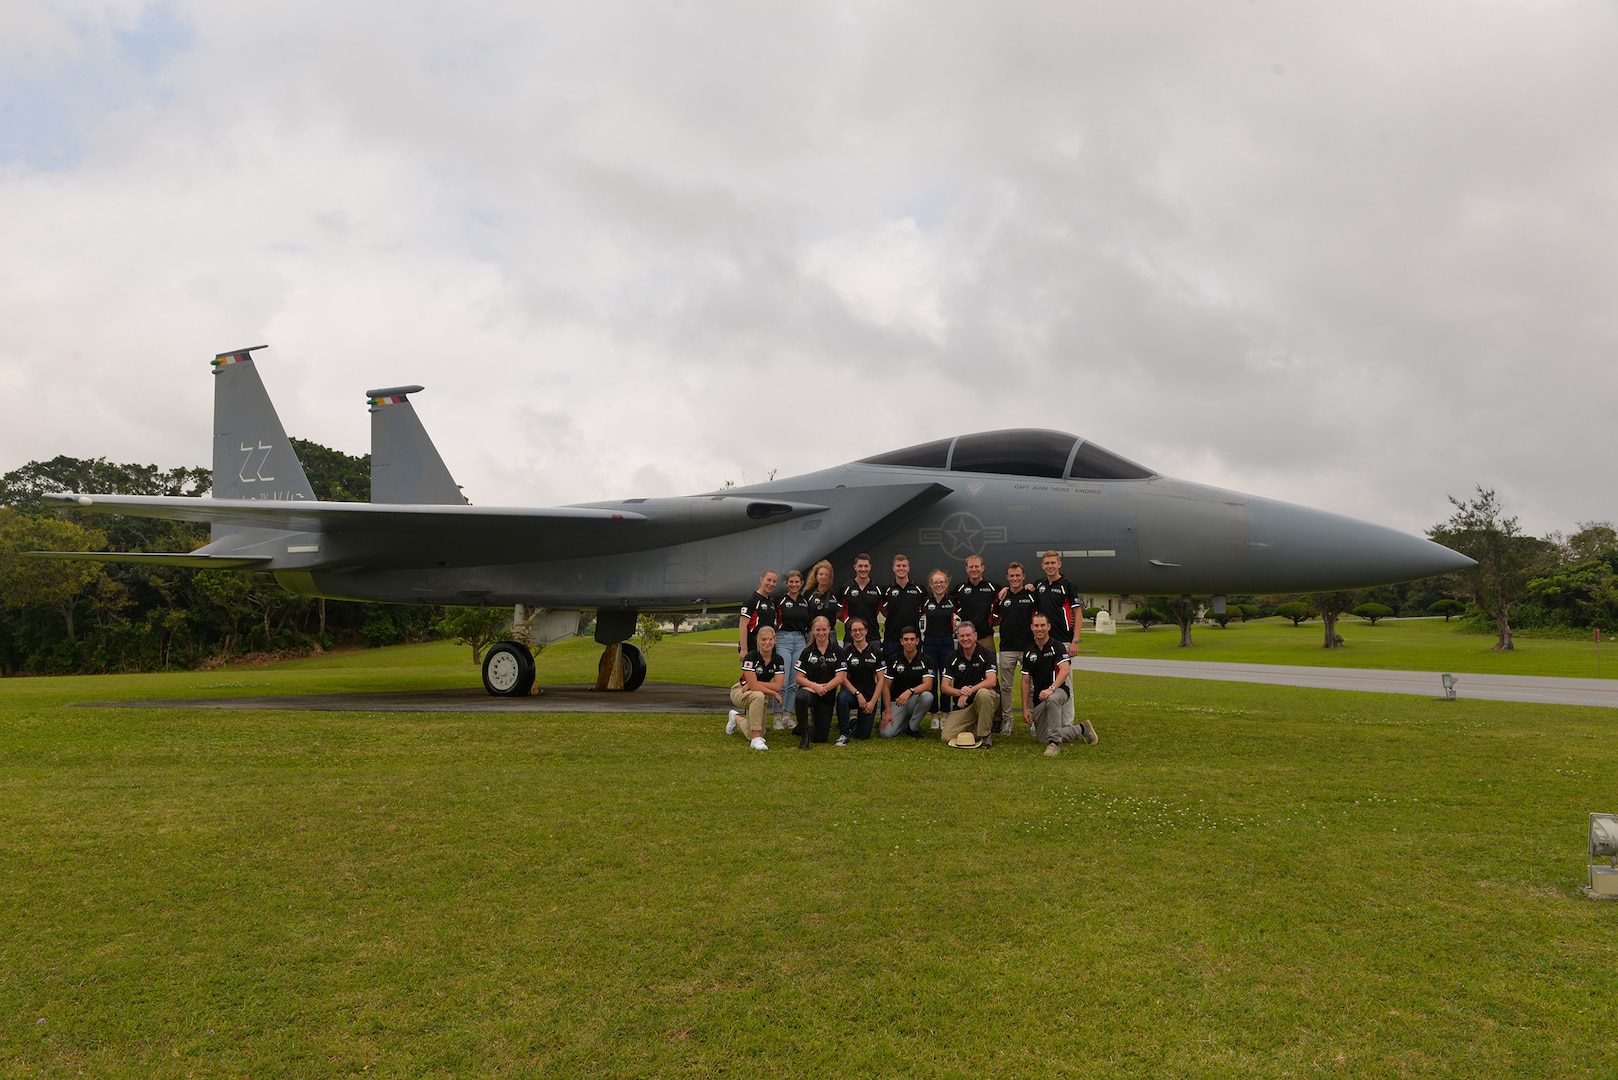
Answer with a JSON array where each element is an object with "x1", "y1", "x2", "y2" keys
[{"x1": 1586, "y1": 813, "x2": 1618, "y2": 898}]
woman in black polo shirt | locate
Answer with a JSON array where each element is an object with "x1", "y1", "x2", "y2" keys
[
  {"x1": 792, "y1": 616, "x2": 846, "y2": 750},
  {"x1": 835, "y1": 616, "x2": 884, "y2": 744},
  {"x1": 728, "y1": 624, "x2": 785, "y2": 751},
  {"x1": 774, "y1": 569, "x2": 812, "y2": 730}
]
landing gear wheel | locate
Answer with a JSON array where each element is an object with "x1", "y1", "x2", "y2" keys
[
  {"x1": 620, "y1": 642, "x2": 648, "y2": 692},
  {"x1": 482, "y1": 641, "x2": 535, "y2": 697}
]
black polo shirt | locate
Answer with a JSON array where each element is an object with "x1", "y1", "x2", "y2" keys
[
  {"x1": 1034, "y1": 575, "x2": 1079, "y2": 643},
  {"x1": 1020, "y1": 639, "x2": 1071, "y2": 696},
  {"x1": 840, "y1": 581, "x2": 884, "y2": 636},
  {"x1": 944, "y1": 646, "x2": 996, "y2": 702},
  {"x1": 805, "y1": 590, "x2": 841, "y2": 633},
  {"x1": 775, "y1": 593, "x2": 813, "y2": 635},
  {"x1": 795, "y1": 641, "x2": 846, "y2": 690},
  {"x1": 953, "y1": 579, "x2": 1000, "y2": 640},
  {"x1": 740, "y1": 591, "x2": 778, "y2": 650},
  {"x1": 996, "y1": 586, "x2": 1039, "y2": 652},
  {"x1": 919, "y1": 595, "x2": 957, "y2": 641},
  {"x1": 739, "y1": 649, "x2": 784, "y2": 687},
  {"x1": 842, "y1": 642, "x2": 885, "y2": 698},
  {"x1": 883, "y1": 652, "x2": 933, "y2": 697},
  {"x1": 882, "y1": 581, "x2": 927, "y2": 641}
]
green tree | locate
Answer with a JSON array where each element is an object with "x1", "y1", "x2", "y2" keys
[
  {"x1": 1310, "y1": 590, "x2": 1360, "y2": 648},
  {"x1": 1428, "y1": 487, "x2": 1552, "y2": 651},
  {"x1": 1352, "y1": 602, "x2": 1394, "y2": 626},
  {"x1": 1153, "y1": 595, "x2": 1201, "y2": 647},
  {"x1": 1560, "y1": 521, "x2": 1617, "y2": 565},
  {"x1": 436, "y1": 606, "x2": 513, "y2": 664},
  {"x1": 1126, "y1": 604, "x2": 1164, "y2": 631},
  {"x1": 290, "y1": 439, "x2": 371, "y2": 502},
  {"x1": 634, "y1": 612, "x2": 665, "y2": 655},
  {"x1": 1427, "y1": 599, "x2": 1465, "y2": 622},
  {"x1": 1274, "y1": 601, "x2": 1316, "y2": 627},
  {"x1": 0, "y1": 509, "x2": 118, "y2": 646}
]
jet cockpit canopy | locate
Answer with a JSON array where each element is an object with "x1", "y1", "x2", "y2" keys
[{"x1": 859, "y1": 429, "x2": 1155, "y2": 481}]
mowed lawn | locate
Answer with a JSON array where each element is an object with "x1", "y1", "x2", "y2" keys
[
  {"x1": 2, "y1": 637, "x2": 1615, "y2": 1078},
  {"x1": 1083, "y1": 615, "x2": 1616, "y2": 680}
]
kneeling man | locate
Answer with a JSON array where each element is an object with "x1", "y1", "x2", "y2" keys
[
  {"x1": 941, "y1": 621, "x2": 998, "y2": 748},
  {"x1": 1022, "y1": 612, "x2": 1098, "y2": 755}
]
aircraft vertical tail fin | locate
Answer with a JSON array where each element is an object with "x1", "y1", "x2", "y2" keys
[
  {"x1": 210, "y1": 347, "x2": 317, "y2": 503},
  {"x1": 367, "y1": 386, "x2": 466, "y2": 505}
]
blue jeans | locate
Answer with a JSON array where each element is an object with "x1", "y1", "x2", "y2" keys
[
  {"x1": 836, "y1": 688, "x2": 878, "y2": 739},
  {"x1": 921, "y1": 639, "x2": 954, "y2": 713},
  {"x1": 775, "y1": 630, "x2": 806, "y2": 715}
]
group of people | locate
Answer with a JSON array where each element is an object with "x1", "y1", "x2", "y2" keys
[{"x1": 725, "y1": 551, "x2": 1101, "y2": 755}]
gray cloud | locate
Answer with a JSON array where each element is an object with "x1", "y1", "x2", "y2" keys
[{"x1": 2, "y1": 0, "x2": 1615, "y2": 538}]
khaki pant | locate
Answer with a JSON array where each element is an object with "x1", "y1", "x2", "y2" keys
[
  {"x1": 730, "y1": 685, "x2": 770, "y2": 738},
  {"x1": 1029, "y1": 685, "x2": 1083, "y2": 745},
  {"x1": 997, "y1": 651, "x2": 1022, "y2": 727},
  {"x1": 942, "y1": 689, "x2": 1000, "y2": 743}
]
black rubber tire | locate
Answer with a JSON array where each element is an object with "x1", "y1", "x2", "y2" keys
[
  {"x1": 620, "y1": 641, "x2": 647, "y2": 692},
  {"x1": 482, "y1": 641, "x2": 536, "y2": 697}
]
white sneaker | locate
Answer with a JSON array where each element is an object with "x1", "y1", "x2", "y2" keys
[
  {"x1": 750, "y1": 736, "x2": 768, "y2": 751},
  {"x1": 834, "y1": 735, "x2": 850, "y2": 747},
  {"x1": 726, "y1": 709, "x2": 739, "y2": 736},
  {"x1": 930, "y1": 716, "x2": 941, "y2": 730}
]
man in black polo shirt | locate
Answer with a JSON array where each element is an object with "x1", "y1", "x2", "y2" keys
[
  {"x1": 840, "y1": 553, "x2": 885, "y2": 644},
  {"x1": 880, "y1": 553, "x2": 926, "y2": 663},
  {"x1": 953, "y1": 554, "x2": 999, "y2": 642},
  {"x1": 995, "y1": 561, "x2": 1038, "y2": 733},
  {"x1": 941, "y1": 621, "x2": 998, "y2": 748},
  {"x1": 879, "y1": 628, "x2": 934, "y2": 739},
  {"x1": 1021, "y1": 612, "x2": 1097, "y2": 754},
  {"x1": 1034, "y1": 550, "x2": 1081, "y2": 656}
]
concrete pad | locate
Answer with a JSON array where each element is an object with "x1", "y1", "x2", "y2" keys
[
  {"x1": 1071, "y1": 657, "x2": 1618, "y2": 708},
  {"x1": 81, "y1": 682, "x2": 729, "y2": 714}
]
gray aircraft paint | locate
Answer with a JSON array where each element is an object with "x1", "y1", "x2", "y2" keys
[
  {"x1": 37, "y1": 349, "x2": 1474, "y2": 615},
  {"x1": 367, "y1": 385, "x2": 466, "y2": 506}
]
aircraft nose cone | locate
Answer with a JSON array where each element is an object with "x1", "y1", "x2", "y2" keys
[{"x1": 1246, "y1": 497, "x2": 1476, "y2": 592}]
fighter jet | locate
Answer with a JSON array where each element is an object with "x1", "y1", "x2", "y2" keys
[{"x1": 35, "y1": 347, "x2": 1473, "y2": 695}]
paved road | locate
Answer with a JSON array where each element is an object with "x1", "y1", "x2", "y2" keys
[{"x1": 1071, "y1": 657, "x2": 1618, "y2": 708}]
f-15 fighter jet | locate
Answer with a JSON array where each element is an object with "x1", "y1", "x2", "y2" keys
[{"x1": 35, "y1": 347, "x2": 1472, "y2": 695}]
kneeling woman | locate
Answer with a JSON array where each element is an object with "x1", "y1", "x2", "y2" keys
[
  {"x1": 728, "y1": 625, "x2": 785, "y2": 751},
  {"x1": 836, "y1": 617, "x2": 884, "y2": 744},
  {"x1": 793, "y1": 616, "x2": 846, "y2": 750}
]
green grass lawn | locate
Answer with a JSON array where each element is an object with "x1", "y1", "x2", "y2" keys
[
  {"x1": 3, "y1": 640, "x2": 1616, "y2": 1077},
  {"x1": 1085, "y1": 616, "x2": 1616, "y2": 680}
]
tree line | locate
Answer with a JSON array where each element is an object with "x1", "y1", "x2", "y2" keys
[{"x1": 0, "y1": 443, "x2": 449, "y2": 676}]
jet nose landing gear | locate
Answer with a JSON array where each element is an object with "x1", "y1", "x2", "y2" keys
[
  {"x1": 593, "y1": 608, "x2": 647, "y2": 691},
  {"x1": 596, "y1": 641, "x2": 648, "y2": 692}
]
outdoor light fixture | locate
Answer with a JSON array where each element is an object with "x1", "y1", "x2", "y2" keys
[
  {"x1": 1440, "y1": 673, "x2": 1458, "y2": 700},
  {"x1": 1586, "y1": 813, "x2": 1618, "y2": 899}
]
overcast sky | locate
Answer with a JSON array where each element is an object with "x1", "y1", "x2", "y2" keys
[{"x1": 3, "y1": 1, "x2": 1614, "y2": 538}]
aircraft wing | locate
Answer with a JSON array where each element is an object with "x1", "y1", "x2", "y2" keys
[
  {"x1": 25, "y1": 551, "x2": 273, "y2": 569},
  {"x1": 39, "y1": 492, "x2": 834, "y2": 567}
]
